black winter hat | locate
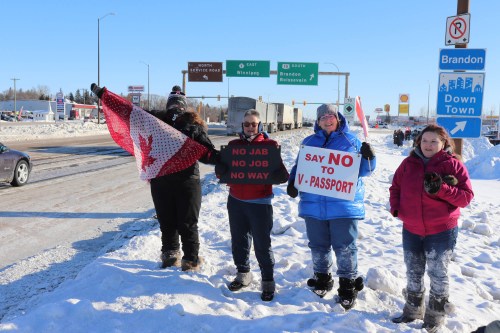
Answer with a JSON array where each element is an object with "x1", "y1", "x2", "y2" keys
[{"x1": 166, "y1": 85, "x2": 187, "y2": 110}]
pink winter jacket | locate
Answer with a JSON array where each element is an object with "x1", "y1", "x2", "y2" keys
[{"x1": 389, "y1": 149, "x2": 474, "y2": 236}]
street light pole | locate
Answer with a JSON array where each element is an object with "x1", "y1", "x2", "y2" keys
[
  {"x1": 140, "y1": 61, "x2": 150, "y2": 110},
  {"x1": 325, "y1": 62, "x2": 340, "y2": 108},
  {"x1": 97, "y1": 12, "x2": 115, "y2": 124},
  {"x1": 11, "y1": 78, "x2": 19, "y2": 118},
  {"x1": 426, "y1": 81, "x2": 430, "y2": 124},
  {"x1": 79, "y1": 88, "x2": 87, "y2": 104}
]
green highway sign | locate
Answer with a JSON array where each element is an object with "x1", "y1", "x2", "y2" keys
[
  {"x1": 226, "y1": 60, "x2": 270, "y2": 77},
  {"x1": 277, "y1": 62, "x2": 319, "y2": 85}
]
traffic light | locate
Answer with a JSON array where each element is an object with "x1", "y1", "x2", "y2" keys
[
  {"x1": 217, "y1": 95, "x2": 220, "y2": 101},
  {"x1": 303, "y1": 101, "x2": 307, "y2": 106},
  {"x1": 197, "y1": 102, "x2": 202, "y2": 114},
  {"x1": 292, "y1": 100, "x2": 295, "y2": 105},
  {"x1": 258, "y1": 96, "x2": 262, "y2": 101}
]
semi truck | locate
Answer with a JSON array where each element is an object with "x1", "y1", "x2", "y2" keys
[
  {"x1": 293, "y1": 108, "x2": 303, "y2": 129},
  {"x1": 226, "y1": 97, "x2": 301, "y2": 135},
  {"x1": 275, "y1": 103, "x2": 295, "y2": 131},
  {"x1": 226, "y1": 97, "x2": 277, "y2": 135}
]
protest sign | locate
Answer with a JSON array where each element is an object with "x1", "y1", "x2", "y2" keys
[
  {"x1": 219, "y1": 144, "x2": 282, "y2": 184},
  {"x1": 295, "y1": 146, "x2": 361, "y2": 201}
]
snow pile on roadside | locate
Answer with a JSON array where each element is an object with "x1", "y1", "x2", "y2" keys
[
  {"x1": 0, "y1": 127, "x2": 498, "y2": 333},
  {"x1": 0, "y1": 122, "x2": 109, "y2": 142}
]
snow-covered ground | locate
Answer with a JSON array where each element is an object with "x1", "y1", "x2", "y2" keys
[{"x1": 0, "y1": 122, "x2": 498, "y2": 332}]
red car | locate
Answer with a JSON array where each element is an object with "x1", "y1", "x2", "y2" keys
[{"x1": 0, "y1": 142, "x2": 33, "y2": 186}]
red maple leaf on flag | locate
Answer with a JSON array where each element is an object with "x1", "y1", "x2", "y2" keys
[
  {"x1": 97, "y1": 85, "x2": 209, "y2": 181},
  {"x1": 139, "y1": 134, "x2": 156, "y2": 171}
]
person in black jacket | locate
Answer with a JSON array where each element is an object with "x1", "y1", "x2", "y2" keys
[{"x1": 149, "y1": 86, "x2": 218, "y2": 272}]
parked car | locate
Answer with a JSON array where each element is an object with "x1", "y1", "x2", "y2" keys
[
  {"x1": 1, "y1": 113, "x2": 15, "y2": 122},
  {"x1": 0, "y1": 142, "x2": 33, "y2": 186}
]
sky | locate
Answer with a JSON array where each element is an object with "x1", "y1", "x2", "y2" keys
[
  {"x1": 0, "y1": 122, "x2": 499, "y2": 332},
  {"x1": 1, "y1": 1, "x2": 500, "y2": 120}
]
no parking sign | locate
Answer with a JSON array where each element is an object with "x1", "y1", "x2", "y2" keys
[{"x1": 445, "y1": 13, "x2": 470, "y2": 45}]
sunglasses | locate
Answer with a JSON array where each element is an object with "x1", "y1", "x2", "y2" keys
[
  {"x1": 243, "y1": 122, "x2": 259, "y2": 128},
  {"x1": 319, "y1": 114, "x2": 337, "y2": 121}
]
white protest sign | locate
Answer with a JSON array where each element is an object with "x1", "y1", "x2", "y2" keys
[{"x1": 295, "y1": 146, "x2": 361, "y2": 201}]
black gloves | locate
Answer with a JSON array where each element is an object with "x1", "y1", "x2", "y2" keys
[
  {"x1": 392, "y1": 210, "x2": 398, "y2": 218},
  {"x1": 90, "y1": 83, "x2": 104, "y2": 99},
  {"x1": 287, "y1": 180, "x2": 298, "y2": 198},
  {"x1": 214, "y1": 160, "x2": 228, "y2": 177},
  {"x1": 424, "y1": 172, "x2": 442, "y2": 194},
  {"x1": 442, "y1": 175, "x2": 458, "y2": 186},
  {"x1": 270, "y1": 167, "x2": 289, "y2": 184},
  {"x1": 206, "y1": 149, "x2": 221, "y2": 165},
  {"x1": 360, "y1": 142, "x2": 375, "y2": 160}
]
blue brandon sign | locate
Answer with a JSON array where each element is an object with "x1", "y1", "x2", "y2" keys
[{"x1": 439, "y1": 49, "x2": 486, "y2": 71}]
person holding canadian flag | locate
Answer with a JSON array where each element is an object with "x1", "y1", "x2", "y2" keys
[{"x1": 91, "y1": 83, "x2": 219, "y2": 272}]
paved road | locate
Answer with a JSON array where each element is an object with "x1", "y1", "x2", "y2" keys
[
  {"x1": 0, "y1": 124, "x2": 300, "y2": 269},
  {"x1": 0, "y1": 130, "x2": 233, "y2": 268}
]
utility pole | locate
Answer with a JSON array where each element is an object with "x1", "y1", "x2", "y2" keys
[
  {"x1": 140, "y1": 61, "x2": 150, "y2": 110},
  {"x1": 11, "y1": 78, "x2": 20, "y2": 118},
  {"x1": 97, "y1": 12, "x2": 115, "y2": 124},
  {"x1": 80, "y1": 88, "x2": 87, "y2": 104},
  {"x1": 325, "y1": 63, "x2": 341, "y2": 108},
  {"x1": 426, "y1": 81, "x2": 430, "y2": 124},
  {"x1": 453, "y1": 0, "x2": 469, "y2": 156}
]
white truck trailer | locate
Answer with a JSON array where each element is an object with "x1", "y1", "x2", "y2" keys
[
  {"x1": 226, "y1": 97, "x2": 277, "y2": 135},
  {"x1": 275, "y1": 103, "x2": 295, "y2": 131},
  {"x1": 293, "y1": 107, "x2": 303, "y2": 129}
]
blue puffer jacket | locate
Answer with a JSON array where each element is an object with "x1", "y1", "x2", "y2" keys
[{"x1": 288, "y1": 112, "x2": 376, "y2": 220}]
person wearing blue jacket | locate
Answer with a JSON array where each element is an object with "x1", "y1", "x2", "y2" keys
[{"x1": 287, "y1": 104, "x2": 376, "y2": 310}]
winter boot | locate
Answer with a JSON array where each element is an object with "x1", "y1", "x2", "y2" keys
[
  {"x1": 228, "y1": 272, "x2": 252, "y2": 291},
  {"x1": 392, "y1": 288, "x2": 425, "y2": 323},
  {"x1": 261, "y1": 280, "x2": 276, "y2": 302},
  {"x1": 307, "y1": 272, "x2": 334, "y2": 298},
  {"x1": 181, "y1": 256, "x2": 204, "y2": 272},
  {"x1": 422, "y1": 294, "x2": 449, "y2": 333},
  {"x1": 160, "y1": 250, "x2": 181, "y2": 268},
  {"x1": 337, "y1": 277, "x2": 364, "y2": 310}
]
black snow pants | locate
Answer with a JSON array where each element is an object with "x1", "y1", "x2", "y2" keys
[{"x1": 150, "y1": 175, "x2": 201, "y2": 262}]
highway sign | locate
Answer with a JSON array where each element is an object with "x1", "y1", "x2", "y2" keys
[
  {"x1": 436, "y1": 72, "x2": 484, "y2": 116},
  {"x1": 56, "y1": 92, "x2": 64, "y2": 111},
  {"x1": 439, "y1": 49, "x2": 486, "y2": 71},
  {"x1": 277, "y1": 62, "x2": 318, "y2": 85},
  {"x1": 436, "y1": 116, "x2": 481, "y2": 138},
  {"x1": 344, "y1": 97, "x2": 355, "y2": 116},
  {"x1": 226, "y1": 60, "x2": 270, "y2": 77},
  {"x1": 128, "y1": 85, "x2": 144, "y2": 93},
  {"x1": 188, "y1": 62, "x2": 223, "y2": 82},
  {"x1": 445, "y1": 13, "x2": 470, "y2": 45}
]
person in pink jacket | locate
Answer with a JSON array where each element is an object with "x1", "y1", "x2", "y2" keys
[{"x1": 389, "y1": 124, "x2": 474, "y2": 332}]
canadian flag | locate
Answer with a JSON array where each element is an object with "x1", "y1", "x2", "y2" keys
[{"x1": 97, "y1": 86, "x2": 208, "y2": 181}]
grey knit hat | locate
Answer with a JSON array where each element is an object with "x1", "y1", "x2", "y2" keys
[{"x1": 317, "y1": 104, "x2": 338, "y2": 120}]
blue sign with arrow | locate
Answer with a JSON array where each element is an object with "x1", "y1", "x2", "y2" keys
[
  {"x1": 439, "y1": 49, "x2": 486, "y2": 71},
  {"x1": 436, "y1": 116, "x2": 482, "y2": 138}
]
